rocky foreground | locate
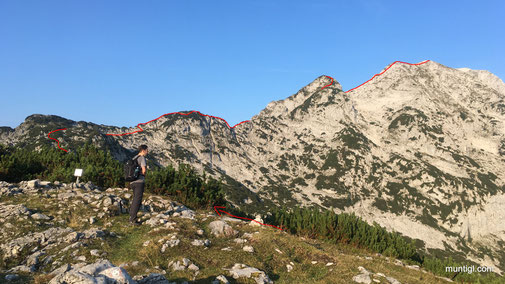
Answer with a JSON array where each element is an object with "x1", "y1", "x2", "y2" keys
[{"x1": 0, "y1": 180, "x2": 453, "y2": 283}]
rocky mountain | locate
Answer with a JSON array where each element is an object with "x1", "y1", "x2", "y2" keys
[{"x1": 2, "y1": 60, "x2": 505, "y2": 273}]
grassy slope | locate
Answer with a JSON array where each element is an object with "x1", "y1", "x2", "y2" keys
[{"x1": 0, "y1": 189, "x2": 459, "y2": 284}]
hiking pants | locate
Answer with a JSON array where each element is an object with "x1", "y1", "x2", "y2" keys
[{"x1": 129, "y1": 181, "x2": 145, "y2": 221}]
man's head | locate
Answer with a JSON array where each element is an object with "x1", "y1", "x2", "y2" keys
[{"x1": 138, "y1": 145, "x2": 148, "y2": 156}]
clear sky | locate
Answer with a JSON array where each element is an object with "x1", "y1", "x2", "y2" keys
[{"x1": 1, "y1": 0, "x2": 504, "y2": 128}]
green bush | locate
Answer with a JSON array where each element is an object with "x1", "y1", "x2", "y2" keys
[
  {"x1": 146, "y1": 163, "x2": 226, "y2": 209},
  {"x1": 0, "y1": 143, "x2": 123, "y2": 188},
  {"x1": 263, "y1": 207, "x2": 419, "y2": 260},
  {"x1": 0, "y1": 143, "x2": 225, "y2": 210},
  {"x1": 262, "y1": 206, "x2": 504, "y2": 282}
]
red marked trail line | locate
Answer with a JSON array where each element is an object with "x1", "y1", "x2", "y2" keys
[
  {"x1": 214, "y1": 206, "x2": 284, "y2": 231},
  {"x1": 345, "y1": 60, "x2": 430, "y2": 93},
  {"x1": 106, "y1": 110, "x2": 250, "y2": 136},
  {"x1": 48, "y1": 60, "x2": 429, "y2": 147},
  {"x1": 108, "y1": 60, "x2": 429, "y2": 137},
  {"x1": 321, "y1": 75, "x2": 334, "y2": 90},
  {"x1": 48, "y1": 128, "x2": 68, "y2": 152}
]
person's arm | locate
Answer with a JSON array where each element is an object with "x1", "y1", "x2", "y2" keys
[{"x1": 141, "y1": 156, "x2": 147, "y2": 175}]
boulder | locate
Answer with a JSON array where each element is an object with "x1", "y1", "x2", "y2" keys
[
  {"x1": 212, "y1": 275, "x2": 230, "y2": 284},
  {"x1": 169, "y1": 258, "x2": 195, "y2": 272},
  {"x1": 171, "y1": 261, "x2": 186, "y2": 271},
  {"x1": 249, "y1": 215, "x2": 264, "y2": 227},
  {"x1": 208, "y1": 220, "x2": 238, "y2": 237},
  {"x1": 161, "y1": 239, "x2": 180, "y2": 252},
  {"x1": 51, "y1": 263, "x2": 71, "y2": 276},
  {"x1": 182, "y1": 258, "x2": 190, "y2": 267},
  {"x1": 77, "y1": 259, "x2": 115, "y2": 275},
  {"x1": 353, "y1": 273, "x2": 372, "y2": 284},
  {"x1": 64, "y1": 232, "x2": 83, "y2": 243},
  {"x1": 136, "y1": 273, "x2": 171, "y2": 284},
  {"x1": 48, "y1": 260, "x2": 131, "y2": 284},
  {"x1": 386, "y1": 276, "x2": 401, "y2": 284},
  {"x1": 26, "y1": 250, "x2": 45, "y2": 268},
  {"x1": 39, "y1": 181, "x2": 53, "y2": 187},
  {"x1": 225, "y1": 263, "x2": 273, "y2": 284},
  {"x1": 31, "y1": 213, "x2": 50, "y2": 220},
  {"x1": 352, "y1": 266, "x2": 372, "y2": 284},
  {"x1": 243, "y1": 246, "x2": 254, "y2": 253},
  {"x1": 49, "y1": 271, "x2": 108, "y2": 284},
  {"x1": 173, "y1": 205, "x2": 195, "y2": 219},
  {"x1": 102, "y1": 197, "x2": 113, "y2": 207},
  {"x1": 8, "y1": 265, "x2": 35, "y2": 273},
  {"x1": 82, "y1": 228, "x2": 106, "y2": 239},
  {"x1": 190, "y1": 239, "x2": 210, "y2": 247},
  {"x1": 58, "y1": 192, "x2": 77, "y2": 200},
  {"x1": 98, "y1": 267, "x2": 136, "y2": 283},
  {"x1": 83, "y1": 181, "x2": 96, "y2": 191},
  {"x1": 234, "y1": 238, "x2": 247, "y2": 244},
  {"x1": 187, "y1": 264, "x2": 199, "y2": 271},
  {"x1": 179, "y1": 209, "x2": 195, "y2": 219},
  {"x1": 27, "y1": 179, "x2": 40, "y2": 188}
]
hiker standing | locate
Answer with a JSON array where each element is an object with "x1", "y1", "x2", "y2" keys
[{"x1": 129, "y1": 145, "x2": 148, "y2": 226}]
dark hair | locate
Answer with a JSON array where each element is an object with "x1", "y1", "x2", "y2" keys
[{"x1": 138, "y1": 145, "x2": 148, "y2": 152}]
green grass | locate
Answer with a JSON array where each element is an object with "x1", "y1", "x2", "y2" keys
[{"x1": 2, "y1": 188, "x2": 504, "y2": 283}]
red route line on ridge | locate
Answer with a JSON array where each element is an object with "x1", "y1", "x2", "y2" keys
[
  {"x1": 47, "y1": 128, "x2": 68, "y2": 152},
  {"x1": 321, "y1": 75, "x2": 334, "y2": 90},
  {"x1": 48, "y1": 60, "x2": 430, "y2": 142},
  {"x1": 345, "y1": 60, "x2": 430, "y2": 93},
  {"x1": 214, "y1": 206, "x2": 284, "y2": 231},
  {"x1": 105, "y1": 110, "x2": 250, "y2": 136},
  {"x1": 107, "y1": 60, "x2": 429, "y2": 136},
  {"x1": 219, "y1": 210, "x2": 284, "y2": 231}
]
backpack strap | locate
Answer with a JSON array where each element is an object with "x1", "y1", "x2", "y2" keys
[{"x1": 132, "y1": 154, "x2": 141, "y2": 163}]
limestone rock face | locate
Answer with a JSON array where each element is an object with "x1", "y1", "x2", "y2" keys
[{"x1": 2, "y1": 60, "x2": 505, "y2": 271}]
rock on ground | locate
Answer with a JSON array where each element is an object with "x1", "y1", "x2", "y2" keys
[
  {"x1": 242, "y1": 245, "x2": 254, "y2": 253},
  {"x1": 212, "y1": 274, "x2": 230, "y2": 284},
  {"x1": 208, "y1": 220, "x2": 238, "y2": 237},
  {"x1": 352, "y1": 266, "x2": 372, "y2": 284},
  {"x1": 48, "y1": 259, "x2": 136, "y2": 284},
  {"x1": 99, "y1": 267, "x2": 136, "y2": 283},
  {"x1": 135, "y1": 273, "x2": 172, "y2": 284},
  {"x1": 224, "y1": 263, "x2": 273, "y2": 284}
]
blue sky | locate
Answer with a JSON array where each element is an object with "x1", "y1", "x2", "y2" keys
[{"x1": 1, "y1": 0, "x2": 504, "y2": 128}]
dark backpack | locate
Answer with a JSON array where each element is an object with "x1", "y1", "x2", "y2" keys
[{"x1": 124, "y1": 155, "x2": 141, "y2": 182}]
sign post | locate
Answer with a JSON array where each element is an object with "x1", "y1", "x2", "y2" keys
[{"x1": 74, "y1": 169, "x2": 83, "y2": 185}]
